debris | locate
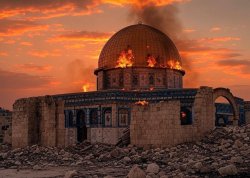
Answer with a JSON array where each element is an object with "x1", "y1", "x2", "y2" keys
[
  {"x1": 218, "y1": 164, "x2": 238, "y2": 176},
  {"x1": 64, "y1": 170, "x2": 77, "y2": 178},
  {"x1": 146, "y1": 163, "x2": 160, "y2": 174},
  {"x1": 127, "y1": 165, "x2": 146, "y2": 178},
  {"x1": 0, "y1": 125, "x2": 249, "y2": 177}
]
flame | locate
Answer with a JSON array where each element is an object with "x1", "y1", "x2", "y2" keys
[
  {"x1": 116, "y1": 48, "x2": 134, "y2": 68},
  {"x1": 135, "y1": 100, "x2": 149, "y2": 106},
  {"x1": 82, "y1": 83, "x2": 90, "y2": 92},
  {"x1": 167, "y1": 60, "x2": 183, "y2": 71},
  {"x1": 147, "y1": 55, "x2": 157, "y2": 67},
  {"x1": 181, "y1": 111, "x2": 187, "y2": 118}
]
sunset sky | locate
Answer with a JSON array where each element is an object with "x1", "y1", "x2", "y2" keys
[{"x1": 0, "y1": 0, "x2": 250, "y2": 109}]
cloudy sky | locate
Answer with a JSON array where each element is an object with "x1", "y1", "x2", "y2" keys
[{"x1": 0, "y1": 0, "x2": 250, "y2": 109}]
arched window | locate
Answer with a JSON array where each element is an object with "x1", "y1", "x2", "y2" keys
[
  {"x1": 132, "y1": 75, "x2": 138, "y2": 86},
  {"x1": 105, "y1": 74, "x2": 111, "y2": 88},
  {"x1": 149, "y1": 73, "x2": 154, "y2": 85},
  {"x1": 119, "y1": 73, "x2": 124, "y2": 87},
  {"x1": 90, "y1": 109, "x2": 98, "y2": 126},
  {"x1": 118, "y1": 108, "x2": 129, "y2": 127},
  {"x1": 103, "y1": 108, "x2": 112, "y2": 127}
]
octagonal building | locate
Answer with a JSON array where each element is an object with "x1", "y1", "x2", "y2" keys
[
  {"x1": 12, "y1": 24, "x2": 247, "y2": 149},
  {"x1": 95, "y1": 24, "x2": 185, "y2": 91}
]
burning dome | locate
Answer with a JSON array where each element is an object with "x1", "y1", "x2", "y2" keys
[
  {"x1": 98, "y1": 23, "x2": 182, "y2": 70},
  {"x1": 95, "y1": 24, "x2": 185, "y2": 91}
]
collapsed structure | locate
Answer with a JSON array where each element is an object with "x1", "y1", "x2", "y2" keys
[
  {"x1": 12, "y1": 24, "x2": 250, "y2": 148},
  {"x1": 0, "y1": 107, "x2": 12, "y2": 144}
]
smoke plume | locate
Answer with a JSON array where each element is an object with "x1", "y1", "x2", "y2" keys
[
  {"x1": 65, "y1": 59, "x2": 96, "y2": 91},
  {"x1": 129, "y1": 3, "x2": 198, "y2": 87}
]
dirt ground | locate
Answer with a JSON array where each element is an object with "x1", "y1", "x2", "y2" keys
[
  {"x1": 0, "y1": 165, "x2": 129, "y2": 178},
  {"x1": 0, "y1": 167, "x2": 69, "y2": 178}
]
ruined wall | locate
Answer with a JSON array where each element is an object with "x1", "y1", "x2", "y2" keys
[
  {"x1": 12, "y1": 96, "x2": 65, "y2": 148},
  {"x1": 90, "y1": 128, "x2": 126, "y2": 145},
  {"x1": 130, "y1": 101, "x2": 195, "y2": 148},
  {"x1": 39, "y1": 96, "x2": 65, "y2": 147},
  {"x1": 65, "y1": 128, "x2": 76, "y2": 146},
  {"x1": 64, "y1": 103, "x2": 126, "y2": 145},
  {"x1": 39, "y1": 97, "x2": 65, "y2": 147},
  {"x1": 193, "y1": 86, "x2": 215, "y2": 138},
  {"x1": 12, "y1": 98, "x2": 40, "y2": 148},
  {"x1": 130, "y1": 86, "x2": 215, "y2": 148},
  {"x1": 56, "y1": 100, "x2": 66, "y2": 147},
  {"x1": 89, "y1": 103, "x2": 128, "y2": 145},
  {"x1": 39, "y1": 96, "x2": 58, "y2": 147},
  {"x1": 0, "y1": 112, "x2": 12, "y2": 144}
]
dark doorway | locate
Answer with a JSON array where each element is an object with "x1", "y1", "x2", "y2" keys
[
  {"x1": 180, "y1": 106, "x2": 192, "y2": 125},
  {"x1": 76, "y1": 110, "x2": 87, "y2": 143}
]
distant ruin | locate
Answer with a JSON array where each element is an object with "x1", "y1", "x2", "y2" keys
[{"x1": 0, "y1": 107, "x2": 12, "y2": 144}]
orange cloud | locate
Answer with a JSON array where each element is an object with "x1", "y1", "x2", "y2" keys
[
  {"x1": 0, "y1": 19, "x2": 48, "y2": 37},
  {"x1": 210, "y1": 27, "x2": 221, "y2": 32},
  {"x1": 180, "y1": 48, "x2": 241, "y2": 60},
  {"x1": 28, "y1": 50, "x2": 61, "y2": 58},
  {"x1": 0, "y1": 68, "x2": 52, "y2": 90},
  {"x1": 103, "y1": 0, "x2": 189, "y2": 7},
  {"x1": 0, "y1": 51, "x2": 8, "y2": 56},
  {"x1": 177, "y1": 38, "x2": 242, "y2": 61},
  {"x1": 216, "y1": 59, "x2": 250, "y2": 76},
  {"x1": 48, "y1": 81, "x2": 62, "y2": 87},
  {"x1": 0, "y1": 0, "x2": 102, "y2": 19},
  {"x1": 15, "y1": 63, "x2": 52, "y2": 72},
  {"x1": 49, "y1": 31, "x2": 112, "y2": 43},
  {"x1": 20, "y1": 41, "x2": 33, "y2": 46},
  {"x1": 199, "y1": 37, "x2": 240, "y2": 43},
  {"x1": 4, "y1": 40, "x2": 16, "y2": 44},
  {"x1": 64, "y1": 44, "x2": 86, "y2": 49},
  {"x1": 183, "y1": 28, "x2": 196, "y2": 33},
  {"x1": 0, "y1": 0, "x2": 190, "y2": 20}
]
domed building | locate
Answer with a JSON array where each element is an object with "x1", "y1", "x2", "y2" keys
[
  {"x1": 95, "y1": 24, "x2": 185, "y2": 91},
  {"x1": 11, "y1": 24, "x2": 248, "y2": 149}
]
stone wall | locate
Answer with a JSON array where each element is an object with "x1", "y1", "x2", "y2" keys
[
  {"x1": 56, "y1": 100, "x2": 66, "y2": 147},
  {"x1": 11, "y1": 86, "x2": 241, "y2": 149},
  {"x1": 40, "y1": 96, "x2": 56, "y2": 147},
  {"x1": 130, "y1": 101, "x2": 196, "y2": 148},
  {"x1": 130, "y1": 86, "x2": 215, "y2": 148},
  {"x1": 65, "y1": 128, "x2": 76, "y2": 146},
  {"x1": 0, "y1": 111, "x2": 12, "y2": 144},
  {"x1": 12, "y1": 98, "x2": 40, "y2": 148},
  {"x1": 193, "y1": 86, "x2": 215, "y2": 137},
  {"x1": 64, "y1": 103, "x2": 126, "y2": 145},
  {"x1": 90, "y1": 128, "x2": 127, "y2": 145},
  {"x1": 12, "y1": 96, "x2": 65, "y2": 148}
]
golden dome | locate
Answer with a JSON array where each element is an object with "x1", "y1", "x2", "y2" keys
[{"x1": 98, "y1": 24, "x2": 182, "y2": 69}]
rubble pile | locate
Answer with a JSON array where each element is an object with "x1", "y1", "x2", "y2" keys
[{"x1": 0, "y1": 125, "x2": 249, "y2": 178}]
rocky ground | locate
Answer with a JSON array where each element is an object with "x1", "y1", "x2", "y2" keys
[{"x1": 0, "y1": 125, "x2": 250, "y2": 178}]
